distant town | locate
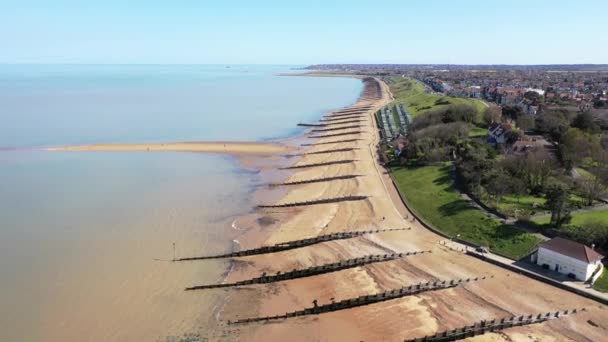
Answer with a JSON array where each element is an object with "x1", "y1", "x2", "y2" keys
[{"x1": 306, "y1": 64, "x2": 608, "y2": 127}]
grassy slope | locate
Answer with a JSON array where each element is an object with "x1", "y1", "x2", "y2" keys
[
  {"x1": 495, "y1": 195, "x2": 546, "y2": 217},
  {"x1": 532, "y1": 208, "x2": 608, "y2": 226},
  {"x1": 594, "y1": 268, "x2": 608, "y2": 292},
  {"x1": 388, "y1": 77, "x2": 487, "y2": 118},
  {"x1": 469, "y1": 126, "x2": 488, "y2": 137},
  {"x1": 391, "y1": 163, "x2": 541, "y2": 259}
]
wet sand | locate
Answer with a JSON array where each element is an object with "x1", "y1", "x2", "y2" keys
[{"x1": 211, "y1": 77, "x2": 608, "y2": 341}]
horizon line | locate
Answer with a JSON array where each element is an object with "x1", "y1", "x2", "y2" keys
[{"x1": 1, "y1": 63, "x2": 608, "y2": 67}]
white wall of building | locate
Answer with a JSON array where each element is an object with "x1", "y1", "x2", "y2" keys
[{"x1": 536, "y1": 247, "x2": 600, "y2": 281}]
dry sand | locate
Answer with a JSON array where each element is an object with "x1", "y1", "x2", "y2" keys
[
  {"x1": 211, "y1": 77, "x2": 608, "y2": 341},
  {"x1": 47, "y1": 141, "x2": 291, "y2": 155}
]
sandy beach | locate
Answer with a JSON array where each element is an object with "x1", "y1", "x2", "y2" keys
[
  {"x1": 47, "y1": 141, "x2": 291, "y2": 155},
  {"x1": 208, "y1": 76, "x2": 608, "y2": 341},
  {"x1": 42, "y1": 75, "x2": 608, "y2": 341}
]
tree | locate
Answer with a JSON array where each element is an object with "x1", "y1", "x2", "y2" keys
[
  {"x1": 594, "y1": 99, "x2": 607, "y2": 109},
  {"x1": 503, "y1": 105, "x2": 524, "y2": 121},
  {"x1": 516, "y1": 115, "x2": 535, "y2": 131},
  {"x1": 504, "y1": 129, "x2": 522, "y2": 145},
  {"x1": 483, "y1": 106, "x2": 502, "y2": 124},
  {"x1": 560, "y1": 220, "x2": 608, "y2": 251},
  {"x1": 578, "y1": 174, "x2": 607, "y2": 206},
  {"x1": 572, "y1": 112, "x2": 600, "y2": 133},
  {"x1": 535, "y1": 110, "x2": 572, "y2": 142},
  {"x1": 524, "y1": 91, "x2": 541, "y2": 103},
  {"x1": 501, "y1": 149, "x2": 555, "y2": 192},
  {"x1": 560, "y1": 128, "x2": 601, "y2": 169},
  {"x1": 486, "y1": 169, "x2": 512, "y2": 204},
  {"x1": 545, "y1": 183, "x2": 572, "y2": 228}
]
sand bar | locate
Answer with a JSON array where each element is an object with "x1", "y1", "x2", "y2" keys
[{"x1": 46, "y1": 141, "x2": 291, "y2": 155}]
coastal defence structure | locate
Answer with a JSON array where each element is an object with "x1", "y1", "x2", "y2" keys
[
  {"x1": 320, "y1": 116, "x2": 366, "y2": 122},
  {"x1": 175, "y1": 228, "x2": 410, "y2": 261},
  {"x1": 227, "y1": 276, "x2": 492, "y2": 325},
  {"x1": 257, "y1": 195, "x2": 368, "y2": 208},
  {"x1": 301, "y1": 138, "x2": 363, "y2": 146},
  {"x1": 292, "y1": 147, "x2": 359, "y2": 156},
  {"x1": 311, "y1": 125, "x2": 363, "y2": 133},
  {"x1": 278, "y1": 159, "x2": 357, "y2": 170},
  {"x1": 185, "y1": 251, "x2": 430, "y2": 291},
  {"x1": 269, "y1": 174, "x2": 362, "y2": 186},
  {"x1": 405, "y1": 309, "x2": 583, "y2": 341},
  {"x1": 308, "y1": 131, "x2": 366, "y2": 139}
]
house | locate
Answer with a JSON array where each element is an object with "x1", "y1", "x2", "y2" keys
[
  {"x1": 534, "y1": 237, "x2": 604, "y2": 281},
  {"x1": 487, "y1": 122, "x2": 512, "y2": 146},
  {"x1": 508, "y1": 135, "x2": 556, "y2": 156}
]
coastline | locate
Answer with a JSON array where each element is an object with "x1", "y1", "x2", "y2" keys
[
  {"x1": 34, "y1": 74, "x2": 608, "y2": 341},
  {"x1": 212, "y1": 76, "x2": 608, "y2": 341}
]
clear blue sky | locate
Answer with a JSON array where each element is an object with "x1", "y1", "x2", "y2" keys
[{"x1": 1, "y1": 0, "x2": 607, "y2": 64}]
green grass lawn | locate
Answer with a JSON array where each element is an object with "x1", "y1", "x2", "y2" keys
[
  {"x1": 575, "y1": 167, "x2": 594, "y2": 179},
  {"x1": 495, "y1": 195, "x2": 546, "y2": 218},
  {"x1": 469, "y1": 126, "x2": 488, "y2": 138},
  {"x1": 391, "y1": 163, "x2": 541, "y2": 259},
  {"x1": 594, "y1": 267, "x2": 608, "y2": 292},
  {"x1": 388, "y1": 77, "x2": 487, "y2": 118},
  {"x1": 532, "y1": 208, "x2": 608, "y2": 226}
]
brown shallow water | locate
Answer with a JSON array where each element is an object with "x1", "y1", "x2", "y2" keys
[{"x1": 0, "y1": 151, "x2": 256, "y2": 341}]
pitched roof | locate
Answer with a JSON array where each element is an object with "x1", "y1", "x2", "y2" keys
[{"x1": 540, "y1": 237, "x2": 604, "y2": 263}]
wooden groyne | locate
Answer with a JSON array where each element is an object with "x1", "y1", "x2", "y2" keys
[
  {"x1": 257, "y1": 195, "x2": 368, "y2": 208},
  {"x1": 185, "y1": 250, "x2": 430, "y2": 291},
  {"x1": 405, "y1": 308, "x2": 583, "y2": 342},
  {"x1": 331, "y1": 106, "x2": 372, "y2": 114},
  {"x1": 297, "y1": 123, "x2": 327, "y2": 127},
  {"x1": 279, "y1": 159, "x2": 356, "y2": 170},
  {"x1": 320, "y1": 116, "x2": 365, "y2": 122},
  {"x1": 309, "y1": 131, "x2": 365, "y2": 139},
  {"x1": 324, "y1": 112, "x2": 367, "y2": 119},
  {"x1": 322, "y1": 119, "x2": 366, "y2": 126},
  {"x1": 300, "y1": 147, "x2": 359, "y2": 155},
  {"x1": 311, "y1": 125, "x2": 363, "y2": 133},
  {"x1": 269, "y1": 174, "x2": 362, "y2": 186},
  {"x1": 175, "y1": 228, "x2": 410, "y2": 261},
  {"x1": 227, "y1": 276, "x2": 491, "y2": 325},
  {"x1": 301, "y1": 139, "x2": 363, "y2": 146}
]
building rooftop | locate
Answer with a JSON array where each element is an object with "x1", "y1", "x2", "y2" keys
[{"x1": 540, "y1": 237, "x2": 604, "y2": 263}]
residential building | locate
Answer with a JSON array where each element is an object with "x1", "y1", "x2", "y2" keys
[{"x1": 534, "y1": 237, "x2": 604, "y2": 281}]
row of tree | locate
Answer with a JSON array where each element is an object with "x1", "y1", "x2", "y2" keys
[{"x1": 398, "y1": 101, "x2": 608, "y2": 250}]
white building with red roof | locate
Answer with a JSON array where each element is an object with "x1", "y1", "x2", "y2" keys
[{"x1": 535, "y1": 237, "x2": 604, "y2": 281}]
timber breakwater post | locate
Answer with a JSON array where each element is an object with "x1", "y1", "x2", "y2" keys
[
  {"x1": 404, "y1": 308, "x2": 584, "y2": 341},
  {"x1": 268, "y1": 174, "x2": 362, "y2": 186},
  {"x1": 278, "y1": 159, "x2": 357, "y2": 170},
  {"x1": 256, "y1": 195, "x2": 368, "y2": 208},
  {"x1": 291, "y1": 147, "x2": 359, "y2": 156},
  {"x1": 175, "y1": 228, "x2": 410, "y2": 261},
  {"x1": 310, "y1": 125, "x2": 363, "y2": 133},
  {"x1": 227, "y1": 276, "x2": 493, "y2": 325},
  {"x1": 301, "y1": 139, "x2": 363, "y2": 146},
  {"x1": 185, "y1": 251, "x2": 431, "y2": 291},
  {"x1": 320, "y1": 116, "x2": 366, "y2": 122},
  {"x1": 308, "y1": 131, "x2": 366, "y2": 139}
]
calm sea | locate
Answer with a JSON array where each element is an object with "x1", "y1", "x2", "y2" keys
[{"x1": 0, "y1": 65, "x2": 362, "y2": 341}]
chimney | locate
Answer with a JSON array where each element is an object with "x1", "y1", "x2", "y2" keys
[{"x1": 592, "y1": 243, "x2": 596, "y2": 250}]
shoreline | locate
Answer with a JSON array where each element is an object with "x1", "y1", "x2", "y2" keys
[
  {"x1": 33, "y1": 73, "x2": 608, "y2": 340},
  {"x1": 214, "y1": 76, "x2": 608, "y2": 341}
]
